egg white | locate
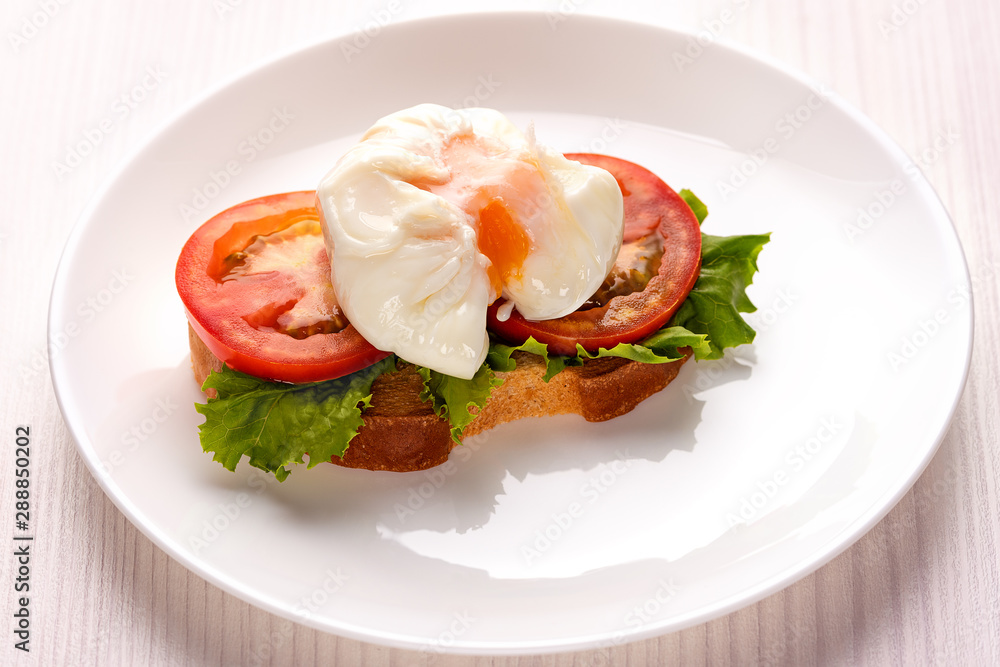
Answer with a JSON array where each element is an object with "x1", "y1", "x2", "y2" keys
[{"x1": 317, "y1": 104, "x2": 623, "y2": 379}]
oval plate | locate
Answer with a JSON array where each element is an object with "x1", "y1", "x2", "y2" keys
[{"x1": 49, "y1": 12, "x2": 972, "y2": 654}]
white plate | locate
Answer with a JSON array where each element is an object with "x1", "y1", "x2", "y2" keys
[{"x1": 49, "y1": 12, "x2": 972, "y2": 655}]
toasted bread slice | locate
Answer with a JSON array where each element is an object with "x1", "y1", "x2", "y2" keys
[{"x1": 188, "y1": 325, "x2": 689, "y2": 472}]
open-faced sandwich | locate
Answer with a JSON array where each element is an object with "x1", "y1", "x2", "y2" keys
[{"x1": 175, "y1": 104, "x2": 769, "y2": 480}]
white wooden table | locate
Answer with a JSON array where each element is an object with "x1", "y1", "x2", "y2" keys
[{"x1": 2, "y1": 1, "x2": 997, "y2": 664}]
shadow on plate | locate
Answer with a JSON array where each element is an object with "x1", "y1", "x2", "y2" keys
[{"x1": 247, "y1": 351, "x2": 757, "y2": 534}]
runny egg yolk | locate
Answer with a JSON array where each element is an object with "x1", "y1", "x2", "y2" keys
[
  {"x1": 420, "y1": 133, "x2": 541, "y2": 300},
  {"x1": 477, "y1": 198, "x2": 532, "y2": 297}
]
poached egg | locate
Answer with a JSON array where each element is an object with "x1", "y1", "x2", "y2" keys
[{"x1": 316, "y1": 104, "x2": 624, "y2": 379}]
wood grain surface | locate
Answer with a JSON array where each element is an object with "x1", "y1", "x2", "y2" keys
[{"x1": 1, "y1": 0, "x2": 997, "y2": 665}]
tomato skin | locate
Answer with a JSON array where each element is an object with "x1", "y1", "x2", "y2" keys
[
  {"x1": 486, "y1": 154, "x2": 702, "y2": 355},
  {"x1": 176, "y1": 191, "x2": 390, "y2": 383}
]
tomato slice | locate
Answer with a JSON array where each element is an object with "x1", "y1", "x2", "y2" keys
[
  {"x1": 486, "y1": 154, "x2": 702, "y2": 355},
  {"x1": 176, "y1": 191, "x2": 390, "y2": 383}
]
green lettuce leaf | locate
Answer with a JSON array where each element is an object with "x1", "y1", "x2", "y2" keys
[
  {"x1": 482, "y1": 326, "x2": 711, "y2": 379},
  {"x1": 678, "y1": 188, "x2": 708, "y2": 224},
  {"x1": 669, "y1": 232, "x2": 771, "y2": 359},
  {"x1": 487, "y1": 336, "x2": 567, "y2": 381},
  {"x1": 195, "y1": 356, "x2": 396, "y2": 481},
  {"x1": 574, "y1": 326, "x2": 713, "y2": 363},
  {"x1": 416, "y1": 361, "x2": 503, "y2": 444},
  {"x1": 573, "y1": 340, "x2": 683, "y2": 364}
]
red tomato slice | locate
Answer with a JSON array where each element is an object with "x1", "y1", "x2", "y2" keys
[
  {"x1": 176, "y1": 191, "x2": 390, "y2": 383},
  {"x1": 486, "y1": 154, "x2": 702, "y2": 355}
]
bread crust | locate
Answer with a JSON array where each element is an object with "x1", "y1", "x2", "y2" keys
[{"x1": 188, "y1": 325, "x2": 689, "y2": 472}]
